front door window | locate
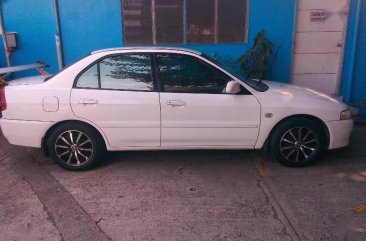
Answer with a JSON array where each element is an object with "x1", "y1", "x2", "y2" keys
[{"x1": 156, "y1": 53, "x2": 230, "y2": 94}]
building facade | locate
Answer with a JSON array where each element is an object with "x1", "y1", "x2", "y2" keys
[
  {"x1": 0, "y1": 0, "x2": 364, "y2": 109},
  {"x1": 0, "y1": 0, "x2": 296, "y2": 82}
]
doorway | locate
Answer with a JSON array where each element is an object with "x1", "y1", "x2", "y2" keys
[{"x1": 292, "y1": 0, "x2": 350, "y2": 96}]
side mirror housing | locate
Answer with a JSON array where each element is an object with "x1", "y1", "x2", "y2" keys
[{"x1": 225, "y1": 80, "x2": 241, "y2": 94}]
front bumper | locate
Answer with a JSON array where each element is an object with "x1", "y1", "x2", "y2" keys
[
  {"x1": 0, "y1": 118, "x2": 53, "y2": 148},
  {"x1": 325, "y1": 119, "x2": 353, "y2": 149}
]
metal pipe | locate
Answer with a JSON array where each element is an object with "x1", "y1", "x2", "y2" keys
[
  {"x1": 183, "y1": 0, "x2": 187, "y2": 44},
  {"x1": 151, "y1": 0, "x2": 157, "y2": 45},
  {"x1": 214, "y1": 0, "x2": 219, "y2": 43},
  {"x1": 0, "y1": 3, "x2": 11, "y2": 68},
  {"x1": 52, "y1": 0, "x2": 64, "y2": 70}
]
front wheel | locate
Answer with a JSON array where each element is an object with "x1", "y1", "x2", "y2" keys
[
  {"x1": 270, "y1": 118, "x2": 326, "y2": 167},
  {"x1": 48, "y1": 123, "x2": 105, "y2": 171}
]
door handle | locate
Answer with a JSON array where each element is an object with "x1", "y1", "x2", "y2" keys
[
  {"x1": 78, "y1": 99, "x2": 98, "y2": 105},
  {"x1": 167, "y1": 100, "x2": 186, "y2": 107}
]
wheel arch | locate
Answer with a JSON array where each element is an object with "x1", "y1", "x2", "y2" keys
[
  {"x1": 41, "y1": 119, "x2": 108, "y2": 156},
  {"x1": 265, "y1": 114, "x2": 330, "y2": 151}
]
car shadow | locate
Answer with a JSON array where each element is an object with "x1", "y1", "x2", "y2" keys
[{"x1": 97, "y1": 149, "x2": 249, "y2": 170}]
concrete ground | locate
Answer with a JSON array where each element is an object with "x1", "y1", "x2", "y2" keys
[{"x1": 0, "y1": 122, "x2": 366, "y2": 241}]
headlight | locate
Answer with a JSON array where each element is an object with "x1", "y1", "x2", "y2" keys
[{"x1": 340, "y1": 109, "x2": 351, "y2": 120}]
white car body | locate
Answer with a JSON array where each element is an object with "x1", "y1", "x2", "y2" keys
[{"x1": 0, "y1": 47, "x2": 353, "y2": 157}]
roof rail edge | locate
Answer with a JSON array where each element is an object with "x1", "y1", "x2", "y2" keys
[{"x1": 91, "y1": 46, "x2": 202, "y2": 55}]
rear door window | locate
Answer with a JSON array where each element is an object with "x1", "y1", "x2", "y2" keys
[{"x1": 75, "y1": 53, "x2": 154, "y2": 91}]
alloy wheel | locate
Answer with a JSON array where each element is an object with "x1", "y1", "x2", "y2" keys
[
  {"x1": 54, "y1": 130, "x2": 94, "y2": 167},
  {"x1": 279, "y1": 127, "x2": 319, "y2": 163}
]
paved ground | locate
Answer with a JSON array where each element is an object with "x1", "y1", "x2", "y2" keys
[{"x1": 0, "y1": 122, "x2": 366, "y2": 241}]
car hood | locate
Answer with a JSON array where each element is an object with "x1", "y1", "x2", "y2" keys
[
  {"x1": 262, "y1": 80, "x2": 346, "y2": 107},
  {"x1": 7, "y1": 75, "x2": 50, "y2": 86},
  {"x1": 249, "y1": 80, "x2": 350, "y2": 122}
]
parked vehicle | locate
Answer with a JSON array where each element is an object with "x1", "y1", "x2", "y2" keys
[{"x1": 0, "y1": 47, "x2": 353, "y2": 170}]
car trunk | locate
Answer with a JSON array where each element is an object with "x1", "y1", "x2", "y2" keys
[{"x1": 6, "y1": 75, "x2": 50, "y2": 86}]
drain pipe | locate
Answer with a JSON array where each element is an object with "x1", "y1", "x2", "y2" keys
[
  {"x1": 0, "y1": 3, "x2": 11, "y2": 68},
  {"x1": 52, "y1": 0, "x2": 64, "y2": 70}
]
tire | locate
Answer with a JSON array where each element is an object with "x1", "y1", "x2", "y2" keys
[
  {"x1": 270, "y1": 118, "x2": 326, "y2": 167},
  {"x1": 48, "y1": 122, "x2": 105, "y2": 171}
]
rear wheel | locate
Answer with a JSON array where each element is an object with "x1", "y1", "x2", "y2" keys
[
  {"x1": 48, "y1": 123, "x2": 105, "y2": 171},
  {"x1": 270, "y1": 118, "x2": 326, "y2": 167}
]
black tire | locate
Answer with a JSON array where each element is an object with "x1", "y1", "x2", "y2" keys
[
  {"x1": 48, "y1": 122, "x2": 105, "y2": 171},
  {"x1": 270, "y1": 118, "x2": 326, "y2": 167}
]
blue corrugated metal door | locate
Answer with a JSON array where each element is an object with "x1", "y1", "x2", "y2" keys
[
  {"x1": 350, "y1": 0, "x2": 366, "y2": 103},
  {"x1": 342, "y1": 0, "x2": 366, "y2": 108}
]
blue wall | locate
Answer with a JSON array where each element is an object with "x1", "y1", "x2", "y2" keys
[
  {"x1": 342, "y1": 0, "x2": 366, "y2": 104},
  {"x1": 184, "y1": 0, "x2": 297, "y2": 83},
  {"x1": 0, "y1": 0, "x2": 296, "y2": 83},
  {"x1": 58, "y1": 0, "x2": 123, "y2": 66},
  {"x1": 0, "y1": 0, "x2": 58, "y2": 76},
  {"x1": 351, "y1": 0, "x2": 366, "y2": 103}
]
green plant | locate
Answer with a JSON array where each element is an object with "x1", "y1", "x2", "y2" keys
[{"x1": 237, "y1": 30, "x2": 273, "y2": 80}]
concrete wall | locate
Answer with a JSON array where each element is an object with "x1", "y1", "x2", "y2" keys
[{"x1": 0, "y1": 0, "x2": 297, "y2": 83}]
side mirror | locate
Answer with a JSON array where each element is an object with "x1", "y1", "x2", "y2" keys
[{"x1": 224, "y1": 80, "x2": 241, "y2": 94}]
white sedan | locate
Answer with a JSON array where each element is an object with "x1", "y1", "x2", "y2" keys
[{"x1": 0, "y1": 47, "x2": 353, "y2": 170}]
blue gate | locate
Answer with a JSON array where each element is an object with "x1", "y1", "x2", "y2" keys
[{"x1": 342, "y1": 0, "x2": 366, "y2": 115}]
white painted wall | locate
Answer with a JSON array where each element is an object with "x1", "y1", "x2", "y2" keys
[{"x1": 292, "y1": 0, "x2": 350, "y2": 95}]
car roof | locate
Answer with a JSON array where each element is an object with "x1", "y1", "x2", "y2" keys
[{"x1": 91, "y1": 47, "x2": 202, "y2": 55}]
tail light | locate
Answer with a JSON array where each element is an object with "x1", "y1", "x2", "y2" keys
[{"x1": 0, "y1": 87, "x2": 6, "y2": 112}]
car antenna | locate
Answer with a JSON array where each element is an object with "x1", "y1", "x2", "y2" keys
[{"x1": 256, "y1": 76, "x2": 264, "y2": 87}]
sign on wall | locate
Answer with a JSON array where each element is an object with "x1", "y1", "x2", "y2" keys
[{"x1": 310, "y1": 9, "x2": 328, "y2": 22}]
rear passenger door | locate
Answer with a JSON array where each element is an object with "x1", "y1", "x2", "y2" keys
[{"x1": 70, "y1": 53, "x2": 161, "y2": 148}]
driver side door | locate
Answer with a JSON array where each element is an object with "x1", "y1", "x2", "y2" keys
[{"x1": 155, "y1": 53, "x2": 261, "y2": 148}]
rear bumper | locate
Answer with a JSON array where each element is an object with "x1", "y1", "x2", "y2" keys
[
  {"x1": 325, "y1": 119, "x2": 353, "y2": 149},
  {"x1": 0, "y1": 118, "x2": 53, "y2": 148}
]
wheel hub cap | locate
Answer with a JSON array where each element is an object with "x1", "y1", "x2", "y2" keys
[{"x1": 70, "y1": 144, "x2": 78, "y2": 151}]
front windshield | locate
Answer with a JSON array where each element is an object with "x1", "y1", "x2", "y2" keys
[{"x1": 201, "y1": 54, "x2": 268, "y2": 92}]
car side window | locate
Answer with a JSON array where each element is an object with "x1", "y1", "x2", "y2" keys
[
  {"x1": 156, "y1": 53, "x2": 231, "y2": 94},
  {"x1": 75, "y1": 54, "x2": 154, "y2": 91},
  {"x1": 100, "y1": 54, "x2": 154, "y2": 91},
  {"x1": 76, "y1": 64, "x2": 99, "y2": 88}
]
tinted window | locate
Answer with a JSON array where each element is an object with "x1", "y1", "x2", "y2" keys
[
  {"x1": 156, "y1": 54, "x2": 230, "y2": 94},
  {"x1": 156, "y1": 0, "x2": 184, "y2": 44},
  {"x1": 75, "y1": 54, "x2": 154, "y2": 91},
  {"x1": 218, "y1": 0, "x2": 247, "y2": 43},
  {"x1": 122, "y1": 0, "x2": 248, "y2": 44},
  {"x1": 76, "y1": 64, "x2": 99, "y2": 88},
  {"x1": 99, "y1": 54, "x2": 154, "y2": 91},
  {"x1": 122, "y1": 0, "x2": 153, "y2": 44},
  {"x1": 187, "y1": 0, "x2": 215, "y2": 43}
]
